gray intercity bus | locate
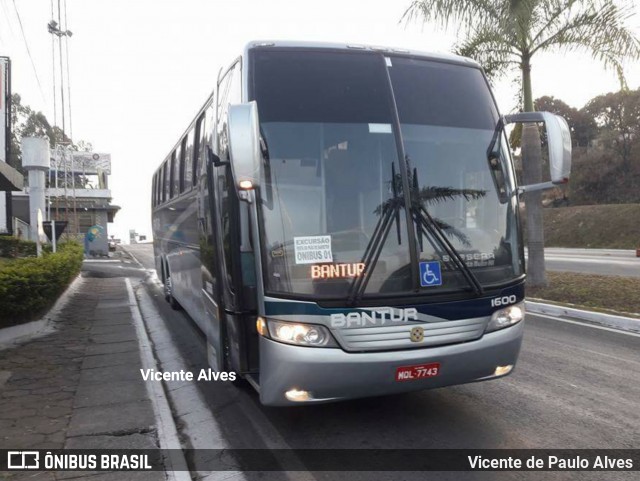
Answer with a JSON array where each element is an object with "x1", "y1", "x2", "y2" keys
[{"x1": 151, "y1": 41, "x2": 571, "y2": 406}]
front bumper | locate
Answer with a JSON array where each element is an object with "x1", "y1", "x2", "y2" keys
[{"x1": 259, "y1": 320, "x2": 524, "y2": 406}]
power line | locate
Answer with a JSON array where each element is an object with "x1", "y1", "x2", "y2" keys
[
  {"x1": 11, "y1": 0, "x2": 47, "y2": 104},
  {"x1": 63, "y1": 0, "x2": 72, "y2": 141},
  {"x1": 0, "y1": 0, "x2": 17, "y2": 39},
  {"x1": 57, "y1": 0, "x2": 66, "y2": 136},
  {"x1": 51, "y1": 0, "x2": 58, "y2": 131}
]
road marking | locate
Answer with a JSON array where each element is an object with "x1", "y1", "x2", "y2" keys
[
  {"x1": 544, "y1": 256, "x2": 638, "y2": 265},
  {"x1": 529, "y1": 312, "x2": 640, "y2": 338},
  {"x1": 125, "y1": 248, "x2": 144, "y2": 267},
  {"x1": 138, "y1": 280, "x2": 317, "y2": 481},
  {"x1": 126, "y1": 278, "x2": 191, "y2": 481},
  {"x1": 83, "y1": 259, "x2": 121, "y2": 263}
]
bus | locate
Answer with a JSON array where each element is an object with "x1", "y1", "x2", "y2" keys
[{"x1": 151, "y1": 41, "x2": 571, "y2": 406}]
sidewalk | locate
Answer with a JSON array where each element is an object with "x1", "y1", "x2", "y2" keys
[{"x1": 0, "y1": 275, "x2": 165, "y2": 480}]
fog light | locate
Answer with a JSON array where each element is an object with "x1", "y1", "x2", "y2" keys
[
  {"x1": 494, "y1": 365, "x2": 513, "y2": 376},
  {"x1": 238, "y1": 180, "x2": 253, "y2": 190},
  {"x1": 285, "y1": 388, "x2": 311, "y2": 402}
]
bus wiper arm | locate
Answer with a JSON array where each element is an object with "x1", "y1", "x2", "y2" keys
[
  {"x1": 347, "y1": 174, "x2": 403, "y2": 307},
  {"x1": 414, "y1": 206, "x2": 484, "y2": 296},
  {"x1": 486, "y1": 117, "x2": 504, "y2": 160},
  {"x1": 346, "y1": 201, "x2": 399, "y2": 307}
]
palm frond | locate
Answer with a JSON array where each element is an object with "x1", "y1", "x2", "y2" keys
[
  {"x1": 402, "y1": 0, "x2": 503, "y2": 33},
  {"x1": 416, "y1": 186, "x2": 487, "y2": 204},
  {"x1": 431, "y1": 218, "x2": 472, "y2": 247},
  {"x1": 531, "y1": 0, "x2": 640, "y2": 85},
  {"x1": 454, "y1": 25, "x2": 521, "y2": 79}
]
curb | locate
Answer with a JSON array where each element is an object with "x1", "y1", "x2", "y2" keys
[
  {"x1": 526, "y1": 300, "x2": 640, "y2": 334},
  {"x1": 0, "y1": 274, "x2": 84, "y2": 349},
  {"x1": 126, "y1": 278, "x2": 191, "y2": 481}
]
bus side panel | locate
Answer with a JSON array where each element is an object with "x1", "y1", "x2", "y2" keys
[{"x1": 169, "y1": 193, "x2": 206, "y2": 331}]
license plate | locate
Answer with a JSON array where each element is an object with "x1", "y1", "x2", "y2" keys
[{"x1": 395, "y1": 363, "x2": 440, "y2": 382}]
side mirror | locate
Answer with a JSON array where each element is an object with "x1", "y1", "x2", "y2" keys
[
  {"x1": 228, "y1": 101, "x2": 261, "y2": 190},
  {"x1": 504, "y1": 111, "x2": 572, "y2": 191}
]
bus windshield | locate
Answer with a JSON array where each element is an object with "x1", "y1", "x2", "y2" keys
[{"x1": 251, "y1": 49, "x2": 523, "y2": 300}]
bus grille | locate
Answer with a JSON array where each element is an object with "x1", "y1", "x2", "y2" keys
[{"x1": 332, "y1": 317, "x2": 487, "y2": 352}]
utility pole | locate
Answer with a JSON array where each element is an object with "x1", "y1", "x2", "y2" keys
[{"x1": 48, "y1": 1, "x2": 74, "y2": 239}]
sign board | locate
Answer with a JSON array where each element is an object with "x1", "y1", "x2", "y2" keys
[
  {"x1": 43, "y1": 221, "x2": 68, "y2": 242},
  {"x1": 0, "y1": 57, "x2": 8, "y2": 164},
  {"x1": 419, "y1": 261, "x2": 442, "y2": 287},
  {"x1": 293, "y1": 236, "x2": 333, "y2": 264},
  {"x1": 51, "y1": 151, "x2": 111, "y2": 174},
  {"x1": 1, "y1": 57, "x2": 9, "y2": 234}
]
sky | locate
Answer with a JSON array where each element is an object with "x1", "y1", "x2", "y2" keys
[{"x1": 1, "y1": 0, "x2": 639, "y2": 242}]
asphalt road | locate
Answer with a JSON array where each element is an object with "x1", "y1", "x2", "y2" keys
[
  {"x1": 123, "y1": 243, "x2": 640, "y2": 481},
  {"x1": 535, "y1": 248, "x2": 640, "y2": 278}
]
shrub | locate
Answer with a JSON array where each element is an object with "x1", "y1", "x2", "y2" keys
[
  {"x1": 0, "y1": 236, "x2": 37, "y2": 258},
  {"x1": 0, "y1": 242, "x2": 84, "y2": 327}
]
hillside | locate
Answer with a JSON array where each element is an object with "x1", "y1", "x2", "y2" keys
[{"x1": 543, "y1": 204, "x2": 640, "y2": 249}]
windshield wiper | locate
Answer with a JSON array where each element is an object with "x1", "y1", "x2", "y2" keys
[
  {"x1": 346, "y1": 167, "x2": 402, "y2": 306},
  {"x1": 412, "y1": 205, "x2": 483, "y2": 296},
  {"x1": 347, "y1": 164, "x2": 485, "y2": 305},
  {"x1": 485, "y1": 117, "x2": 509, "y2": 203},
  {"x1": 410, "y1": 167, "x2": 484, "y2": 297},
  {"x1": 486, "y1": 116, "x2": 504, "y2": 160}
]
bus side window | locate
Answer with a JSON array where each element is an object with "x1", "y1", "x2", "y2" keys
[
  {"x1": 173, "y1": 147, "x2": 181, "y2": 197},
  {"x1": 194, "y1": 114, "x2": 205, "y2": 186},
  {"x1": 218, "y1": 170, "x2": 234, "y2": 291},
  {"x1": 168, "y1": 154, "x2": 174, "y2": 199},
  {"x1": 154, "y1": 173, "x2": 158, "y2": 206},
  {"x1": 154, "y1": 173, "x2": 159, "y2": 206},
  {"x1": 184, "y1": 129, "x2": 194, "y2": 189},
  {"x1": 163, "y1": 161, "x2": 170, "y2": 202},
  {"x1": 180, "y1": 136, "x2": 189, "y2": 193}
]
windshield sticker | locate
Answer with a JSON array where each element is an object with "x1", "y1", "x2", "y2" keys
[
  {"x1": 368, "y1": 123, "x2": 392, "y2": 134},
  {"x1": 311, "y1": 262, "x2": 365, "y2": 279},
  {"x1": 294, "y1": 236, "x2": 333, "y2": 264},
  {"x1": 419, "y1": 261, "x2": 443, "y2": 287},
  {"x1": 442, "y1": 253, "x2": 495, "y2": 268}
]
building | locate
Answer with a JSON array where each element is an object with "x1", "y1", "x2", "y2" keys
[
  {"x1": 12, "y1": 150, "x2": 120, "y2": 255},
  {"x1": 1, "y1": 56, "x2": 24, "y2": 236}
]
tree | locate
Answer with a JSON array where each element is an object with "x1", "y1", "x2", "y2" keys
[
  {"x1": 9, "y1": 94, "x2": 92, "y2": 177},
  {"x1": 9, "y1": 94, "x2": 71, "y2": 173},
  {"x1": 404, "y1": 0, "x2": 640, "y2": 286},
  {"x1": 583, "y1": 88, "x2": 640, "y2": 172},
  {"x1": 536, "y1": 96, "x2": 598, "y2": 148}
]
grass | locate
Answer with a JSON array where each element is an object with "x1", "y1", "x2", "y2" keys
[
  {"x1": 543, "y1": 204, "x2": 640, "y2": 249},
  {"x1": 527, "y1": 271, "x2": 640, "y2": 318},
  {"x1": 0, "y1": 257, "x2": 16, "y2": 268}
]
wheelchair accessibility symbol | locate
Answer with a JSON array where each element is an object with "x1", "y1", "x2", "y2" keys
[{"x1": 419, "y1": 261, "x2": 442, "y2": 287}]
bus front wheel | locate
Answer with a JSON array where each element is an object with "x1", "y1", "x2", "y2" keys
[
  {"x1": 164, "y1": 276, "x2": 181, "y2": 311},
  {"x1": 223, "y1": 330, "x2": 247, "y2": 388}
]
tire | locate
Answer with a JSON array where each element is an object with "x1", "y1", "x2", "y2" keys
[
  {"x1": 222, "y1": 324, "x2": 247, "y2": 387},
  {"x1": 164, "y1": 276, "x2": 181, "y2": 310},
  {"x1": 205, "y1": 332, "x2": 246, "y2": 388}
]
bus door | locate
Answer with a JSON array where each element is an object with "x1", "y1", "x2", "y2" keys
[
  {"x1": 198, "y1": 105, "x2": 227, "y2": 372},
  {"x1": 214, "y1": 59, "x2": 259, "y2": 376}
]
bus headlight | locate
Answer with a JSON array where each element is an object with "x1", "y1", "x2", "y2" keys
[
  {"x1": 486, "y1": 302, "x2": 525, "y2": 332},
  {"x1": 266, "y1": 320, "x2": 338, "y2": 347}
]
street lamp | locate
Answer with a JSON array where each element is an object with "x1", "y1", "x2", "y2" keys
[{"x1": 47, "y1": 20, "x2": 72, "y2": 37}]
